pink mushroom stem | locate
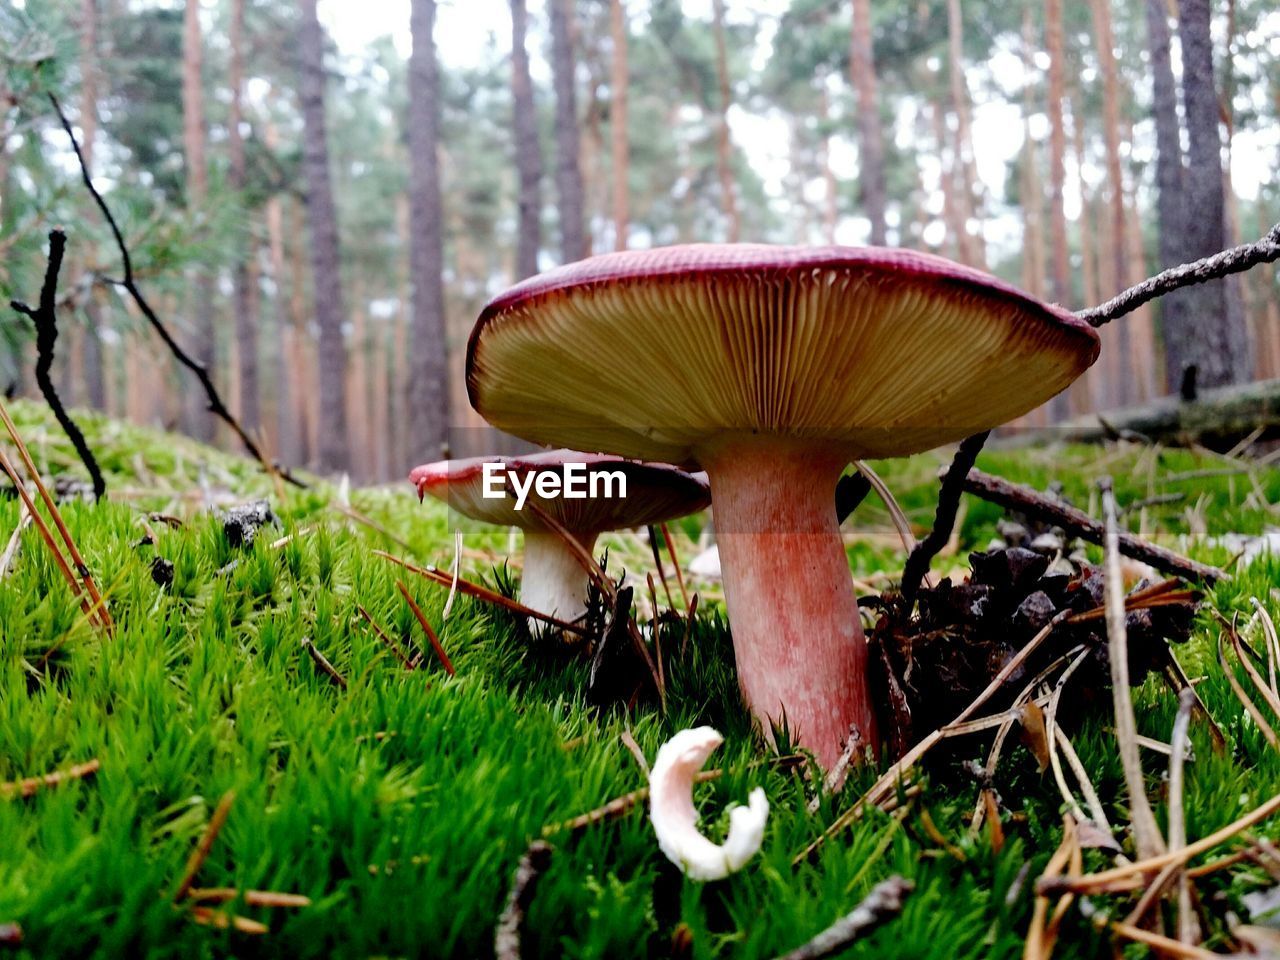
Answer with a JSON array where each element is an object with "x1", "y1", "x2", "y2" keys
[{"x1": 701, "y1": 439, "x2": 877, "y2": 768}]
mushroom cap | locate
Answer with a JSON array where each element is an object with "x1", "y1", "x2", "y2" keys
[
  {"x1": 467, "y1": 244, "x2": 1100, "y2": 466},
  {"x1": 410, "y1": 449, "x2": 710, "y2": 532}
]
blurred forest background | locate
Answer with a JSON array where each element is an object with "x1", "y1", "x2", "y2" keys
[{"x1": 0, "y1": 0, "x2": 1277, "y2": 481}]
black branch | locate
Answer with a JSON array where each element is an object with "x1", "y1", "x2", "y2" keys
[
  {"x1": 46, "y1": 92, "x2": 307, "y2": 489},
  {"x1": 1077, "y1": 221, "x2": 1280, "y2": 328},
  {"x1": 10, "y1": 230, "x2": 106, "y2": 500},
  {"x1": 900, "y1": 430, "x2": 990, "y2": 610}
]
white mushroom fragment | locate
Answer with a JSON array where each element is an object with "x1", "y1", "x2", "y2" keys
[{"x1": 648, "y1": 726, "x2": 768, "y2": 881}]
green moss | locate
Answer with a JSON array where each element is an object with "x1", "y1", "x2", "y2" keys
[{"x1": 2, "y1": 400, "x2": 1279, "y2": 957}]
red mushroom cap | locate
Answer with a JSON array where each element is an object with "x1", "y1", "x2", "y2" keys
[
  {"x1": 410, "y1": 449, "x2": 710, "y2": 532},
  {"x1": 466, "y1": 244, "x2": 1100, "y2": 467}
]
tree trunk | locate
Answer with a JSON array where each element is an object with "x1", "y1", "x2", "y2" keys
[
  {"x1": 946, "y1": 0, "x2": 983, "y2": 265},
  {"x1": 1145, "y1": 0, "x2": 1186, "y2": 397},
  {"x1": 227, "y1": 0, "x2": 259, "y2": 434},
  {"x1": 819, "y1": 84, "x2": 839, "y2": 245},
  {"x1": 298, "y1": 0, "x2": 349, "y2": 472},
  {"x1": 510, "y1": 0, "x2": 542, "y2": 279},
  {"x1": 79, "y1": 0, "x2": 104, "y2": 410},
  {"x1": 1088, "y1": 0, "x2": 1134, "y2": 406},
  {"x1": 609, "y1": 0, "x2": 629, "y2": 251},
  {"x1": 405, "y1": 0, "x2": 451, "y2": 466},
  {"x1": 1172, "y1": 0, "x2": 1251, "y2": 389},
  {"x1": 182, "y1": 0, "x2": 216, "y2": 442},
  {"x1": 1019, "y1": 11, "x2": 1045, "y2": 301},
  {"x1": 849, "y1": 0, "x2": 886, "y2": 246},
  {"x1": 709, "y1": 0, "x2": 740, "y2": 242},
  {"x1": 549, "y1": 0, "x2": 588, "y2": 262},
  {"x1": 1044, "y1": 0, "x2": 1072, "y2": 419}
]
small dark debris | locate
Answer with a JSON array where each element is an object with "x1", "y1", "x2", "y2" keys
[
  {"x1": 587, "y1": 586, "x2": 646, "y2": 707},
  {"x1": 150, "y1": 557, "x2": 174, "y2": 588},
  {"x1": 221, "y1": 500, "x2": 277, "y2": 548},
  {"x1": 870, "y1": 546, "x2": 1198, "y2": 752}
]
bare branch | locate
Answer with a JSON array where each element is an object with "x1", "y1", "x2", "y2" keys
[
  {"x1": 1078, "y1": 221, "x2": 1280, "y2": 327},
  {"x1": 9, "y1": 230, "x2": 106, "y2": 499},
  {"x1": 494, "y1": 840, "x2": 553, "y2": 960},
  {"x1": 45, "y1": 92, "x2": 307, "y2": 488},
  {"x1": 770, "y1": 876, "x2": 913, "y2": 960}
]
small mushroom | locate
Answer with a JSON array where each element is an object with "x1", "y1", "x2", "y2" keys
[
  {"x1": 467, "y1": 244, "x2": 1100, "y2": 766},
  {"x1": 410, "y1": 450, "x2": 709, "y2": 630},
  {"x1": 648, "y1": 726, "x2": 768, "y2": 881}
]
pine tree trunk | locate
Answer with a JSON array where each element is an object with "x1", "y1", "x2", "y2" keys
[
  {"x1": 1144, "y1": 0, "x2": 1187, "y2": 397},
  {"x1": 299, "y1": 0, "x2": 349, "y2": 472},
  {"x1": 820, "y1": 85, "x2": 839, "y2": 245},
  {"x1": 1044, "y1": 0, "x2": 1073, "y2": 418},
  {"x1": 1013, "y1": 11, "x2": 1044, "y2": 300},
  {"x1": 1172, "y1": 0, "x2": 1251, "y2": 389},
  {"x1": 227, "y1": 0, "x2": 259, "y2": 434},
  {"x1": 609, "y1": 0, "x2": 629, "y2": 251},
  {"x1": 946, "y1": 0, "x2": 983, "y2": 265},
  {"x1": 405, "y1": 0, "x2": 451, "y2": 467},
  {"x1": 849, "y1": 0, "x2": 886, "y2": 246},
  {"x1": 711, "y1": 0, "x2": 740, "y2": 242},
  {"x1": 182, "y1": 0, "x2": 216, "y2": 442},
  {"x1": 510, "y1": 0, "x2": 542, "y2": 279},
  {"x1": 79, "y1": 0, "x2": 105, "y2": 411},
  {"x1": 549, "y1": 0, "x2": 588, "y2": 262}
]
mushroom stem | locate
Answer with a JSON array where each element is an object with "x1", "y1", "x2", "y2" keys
[
  {"x1": 702, "y1": 441, "x2": 877, "y2": 767},
  {"x1": 521, "y1": 529, "x2": 600, "y2": 630}
]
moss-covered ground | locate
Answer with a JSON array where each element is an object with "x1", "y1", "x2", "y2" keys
[{"x1": 2, "y1": 400, "x2": 1279, "y2": 958}]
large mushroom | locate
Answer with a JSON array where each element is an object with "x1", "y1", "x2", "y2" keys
[
  {"x1": 411, "y1": 450, "x2": 709, "y2": 630},
  {"x1": 465, "y1": 244, "x2": 1100, "y2": 767}
]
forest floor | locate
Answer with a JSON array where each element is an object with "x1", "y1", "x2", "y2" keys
[{"x1": 2, "y1": 399, "x2": 1280, "y2": 959}]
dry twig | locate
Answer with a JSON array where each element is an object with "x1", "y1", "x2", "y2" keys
[
  {"x1": 494, "y1": 840, "x2": 553, "y2": 960},
  {"x1": 960, "y1": 469, "x2": 1227, "y2": 583},
  {"x1": 172, "y1": 791, "x2": 236, "y2": 902},
  {"x1": 300, "y1": 637, "x2": 349, "y2": 689},
  {"x1": 770, "y1": 876, "x2": 913, "y2": 960},
  {"x1": 0, "y1": 758, "x2": 100, "y2": 800},
  {"x1": 396, "y1": 580, "x2": 456, "y2": 676},
  {"x1": 1100, "y1": 479, "x2": 1166, "y2": 861},
  {"x1": 1077, "y1": 220, "x2": 1280, "y2": 327}
]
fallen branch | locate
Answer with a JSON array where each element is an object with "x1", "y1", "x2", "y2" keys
[
  {"x1": 959, "y1": 468, "x2": 1227, "y2": 583},
  {"x1": 493, "y1": 840, "x2": 553, "y2": 960},
  {"x1": 1077, "y1": 221, "x2": 1280, "y2": 327},
  {"x1": 0, "y1": 758, "x2": 100, "y2": 800},
  {"x1": 45, "y1": 92, "x2": 305, "y2": 489},
  {"x1": 770, "y1": 876, "x2": 913, "y2": 960},
  {"x1": 9, "y1": 230, "x2": 105, "y2": 499},
  {"x1": 901, "y1": 431, "x2": 989, "y2": 609}
]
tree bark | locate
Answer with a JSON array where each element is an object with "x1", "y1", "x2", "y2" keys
[
  {"x1": 226, "y1": 0, "x2": 259, "y2": 434},
  {"x1": 609, "y1": 0, "x2": 629, "y2": 251},
  {"x1": 710, "y1": 0, "x2": 740, "y2": 242},
  {"x1": 298, "y1": 0, "x2": 349, "y2": 471},
  {"x1": 183, "y1": 0, "x2": 216, "y2": 442},
  {"x1": 849, "y1": 0, "x2": 886, "y2": 246},
  {"x1": 406, "y1": 0, "x2": 451, "y2": 466},
  {"x1": 79, "y1": 0, "x2": 104, "y2": 410},
  {"x1": 1044, "y1": 0, "x2": 1069, "y2": 308},
  {"x1": 946, "y1": 0, "x2": 983, "y2": 265},
  {"x1": 1088, "y1": 0, "x2": 1134, "y2": 406},
  {"x1": 549, "y1": 0, "x2": 588, "y2": 262},
  {"x1": 510, "y1": 0, "x2": 542, "y2": 279},
  {"x1": 1145, "y1": 0, "x2": 1186, "y2": 396},
  {"x1": 1019, "y1": 11, "x2": 1045, "y2": 300},
  {"x1": 1173, "y1": 0, "x2": 1251, "y2": 389}
]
